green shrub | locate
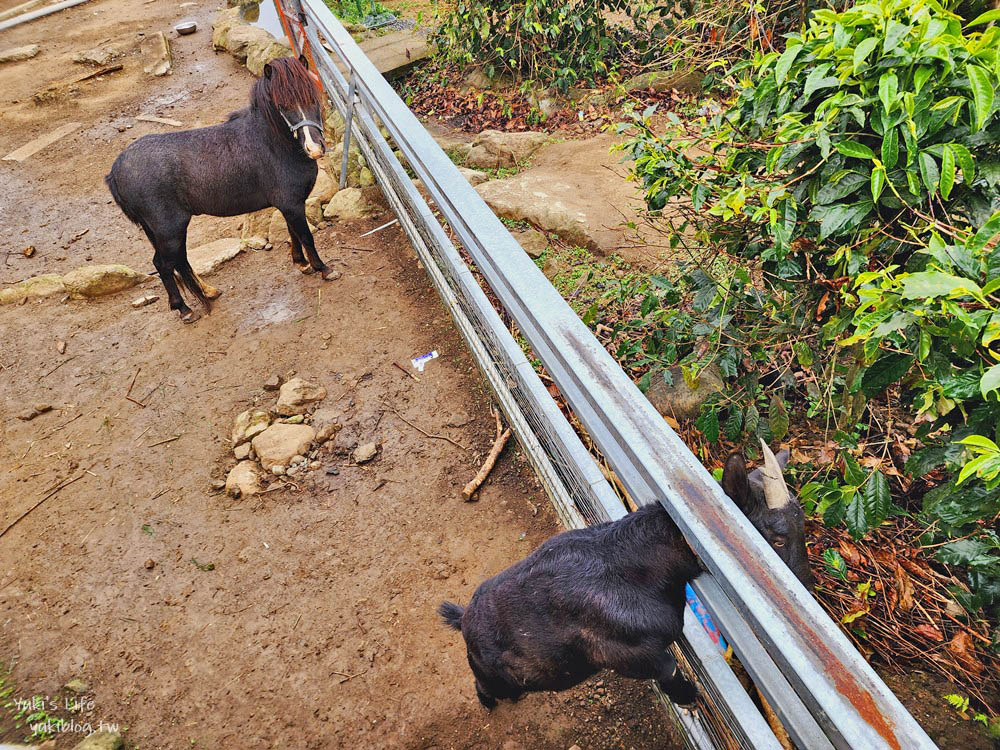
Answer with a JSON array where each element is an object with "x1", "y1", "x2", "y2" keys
[{"x1": 621, "y1": 0, "x2": 1000, "y2": 618}]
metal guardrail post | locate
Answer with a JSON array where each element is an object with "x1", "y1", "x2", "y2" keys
[
  {"x1": 284, "y1": 3, "x2": 940, "y2": 749},
  {"x1": 339, "y1": 73, "x2": 357, "y2": 190}
]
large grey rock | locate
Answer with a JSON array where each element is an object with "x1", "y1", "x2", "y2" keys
[
  {"x1": 644, "y1": 366, "x2": 724, "y2": 421},
  {"x1": 322, "y1": 188, "x2": 370, "y2": 221},
  {"x1": 252, "y1": 423, "x2": 316, "y2": 469},
  {"x1": 189, "y1": 238, "x2": 243, "y2": 277},
  {"x1": 624, "y1": 69, "x2": 703, "y2": 95},
  {"x1": 477, "y1": 180, "x2": 594, "y2": 250},
  {"x1": 464, "y1": 130, "x2": 549, "y2": 169},
  {"x1": 0, "y1": 274, "x2": 65, "y2": 305},
  {"x1": 276, "y1": 377, "x2": 327, "y2": 416},
  {"x1": 71, "y1": 731, "x2": 124, "y2": 750},
  {"x1": 516, "y1": 228, "x2": 547, "y2": 258},
  {"x1": 232, "y1": 408, "x2": 272, "y2": 445},
  {"x1": 62, "y1": 265, "x2": 143, "y2": 298},
  {"x1": 226, "y1": 460, "x2": 262, "y2": 498},
  {"x1": 0, "y1": 44, "x2": 41, "y2": 63}
]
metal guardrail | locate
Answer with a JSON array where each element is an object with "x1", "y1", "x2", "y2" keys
[{"x1": 272, "y1": 2, "x2": 939, "y2": 748}]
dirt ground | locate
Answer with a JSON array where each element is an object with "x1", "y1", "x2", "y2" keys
[
  {"x1": 0, "y1": 1, "x2": 995, "y2": 749},
  {"x1": 0, "y1": 1, "x2": 679, "y2": 748}
]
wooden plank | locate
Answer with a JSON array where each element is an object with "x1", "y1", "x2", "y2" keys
[
  {"x1": 2, "y1": 122, "x2": 81, "y2": 162},
  {"x1": 136, "y1": 114, "x2": 183, "y2": 127},
  {"x1": 32, "y1": 63, "x2": 122, "y2": 103}
]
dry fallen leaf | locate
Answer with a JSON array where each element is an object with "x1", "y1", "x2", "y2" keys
[
  {"x1": 664, "y1": 415, "x2": 680, "y2": 431},
  {"x1": 838, "y1": 540, "x2": 862, "y2": 566},
  {"x1": 913, "y1": 623, "x2": 944, "y2": 642},
  {"x1": 948, "y1": 631, "x2": 984, "y2": 675},
  {"x1": 894, "y1": 564, "x2": 915, "y2": 612}
]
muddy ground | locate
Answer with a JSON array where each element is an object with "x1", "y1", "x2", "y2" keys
[
  {"x1": 0, "y1": 0, "x2": 995, "y2": 748},
  {"x1": 0, "y1": 0, "x2": 678, "y2": 747}
]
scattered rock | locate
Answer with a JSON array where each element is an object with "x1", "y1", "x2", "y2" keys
[
  {"x1": 23, "y1": 245, "x2": 35, "y2": 257},
  {"x1": 309, "y1": 460, "x2": 321, "y2": 470},
  {"x1": 62, "y1": 264, "x2": 143, "y2": 299},
  {"x1": 644, "y1": 366, "x2": 724, "y2": 421},
  {"x1": 226, "y1": 460, "x2": 263, "y2": 497},
  {"x1": 70, "y1": 731, "x2": 124, "y2": 750},
  {"x1": 64, "y1": 678, "x2": 90, "y2": 694},
  {"x1": 141, "y1": 31, "x2": 172, "y2": 76},
  {"x1": 290, "y1": 454, "x2": 306, "y2": 465},
  {"x1": 0, "y1": 274, "x2": 65, "y2": 305},
  {"x1": 322, "y1": 187, "x2": 370, "y2": 221},
  {"x1": 0, "y1": 44, "x2": 41, "y2": 64},
  {"x1": 276, "y1": 377, "x2": 327, "y2": 416},
  {"x1": 541, "y1": 257, "x2": 565, "y2": 280},
  {"x1": 353, "y1": 441, "x2": 378, "y2": 464},
  {"x1": 144, "y1": 558, "x2": 156, "y2": 570},
  {"x1": 516, "y1": 228, "x2": 548, "y2": 258},
  {"x1": 234, "y1": 442, "x2": 252, "y2": 460},
  {"x1": 252, "y1": 423, "x2": 317, "y2": 469},
  {"x1": 464, "y1": 130, "x2": 549, "y2": 169},
  {"x1": 56, "y1": 340, "x2": 66, "y2": 354},
  {"x1": 272, "y1": 464, "x2": 286, "y2": 476},
  {"x1": 263, "y1": 374, "x2": 282, "y2": 391},
  {"x1": 175, "y1": 20, "x2": 197, "y2": 35},
  {"x1": 17, "y1": 403, "x2": 52, "y2": 421},
  {"x1": 72, "y1": 47, "x2": 117, "y2": 66},
  {"x1": 132, "y1": 294, "x2": 160, "y2": 308},
  {"x1": 459, "y1": 166, "x2": 490, "y2": 186},
  {"x1": 282, "y1": 414, "x2": 305, "y2": 424},
  {"x1": 240, "y1": 208, "x2": 271, "y2": 250},
  {"x1": 189, "y1": 237, "x2": 243, "y2": 277},
  {"x1": 623, "y1": 69, "x2": 703, "y2": 95},
  {"x1": 210, "y1": 479, "x2": 226, "y2": 491},
  {"x1": 231, "y1": 408, "x2": 272, "y2": 446},
  {"x1": 316, "y1": 422, "x2": 340, "y2": 444}
]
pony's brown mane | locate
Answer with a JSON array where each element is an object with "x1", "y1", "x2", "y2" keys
[{"x1": 250, "y1": 57, "x2": 321, "y2": 136}]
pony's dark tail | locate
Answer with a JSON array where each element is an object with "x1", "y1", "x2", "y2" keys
[{"x1": 438, "y1": 601, "x2": 464, "y2": 631}]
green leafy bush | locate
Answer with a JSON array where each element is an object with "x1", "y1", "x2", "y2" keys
[
  {"x1": 621, "y1": 0, "x2": 1000, "y2": 617},
  {"x1": 436, "y1": 0, "x2": 643, "y2": 92}
]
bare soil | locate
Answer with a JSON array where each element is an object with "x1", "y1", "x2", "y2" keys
[
  {"x1": 0, "y1": 1, "x2": 994, "y2": 749},
  {"x1": 0, "y1": 1, "x2": 677, "y2": 747}
]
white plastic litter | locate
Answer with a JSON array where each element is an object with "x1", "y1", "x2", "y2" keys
[{"x1": 411, "y1": 350, "x2": 439, "y2": 372}]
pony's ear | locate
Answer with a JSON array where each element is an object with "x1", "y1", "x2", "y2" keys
[
  {"x1": 263, "y1": 63, "x2": 273, "y2": 80},
  {"x1": 299, "y1": 53, "x2": 309, "y2": 67}
]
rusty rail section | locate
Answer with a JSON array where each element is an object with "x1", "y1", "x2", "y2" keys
[{"x1": 273, "y1": 1, "x2": 939, "y2": 747}]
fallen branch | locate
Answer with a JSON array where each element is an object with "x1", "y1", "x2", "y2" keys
[
  {"x1": 388, "y1": 406, "x2": 468, "y2": 451},
  {"x1": 462, "y1": 408, "x2": 511, "y2": 500},
  {"x1": 0, "y1": 473, "x2": 85, "y2": 539}
]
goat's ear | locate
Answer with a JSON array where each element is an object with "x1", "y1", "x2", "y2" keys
[
  {"x1": 263, "y1": 63, "x2": 273, "y2": 80},
  {"x1": 721, "y1": 453, "x2": 758, "y2": 515}
]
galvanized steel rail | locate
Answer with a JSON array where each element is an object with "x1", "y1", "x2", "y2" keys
[{"x1": 274, "y1": 2, "x2": 938, "y2": 748}]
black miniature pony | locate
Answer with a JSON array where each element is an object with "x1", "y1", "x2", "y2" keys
[{"x1": 106, "y1": 55, "x2": 334, "y2": 322}]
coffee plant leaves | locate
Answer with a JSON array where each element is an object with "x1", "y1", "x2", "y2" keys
[
  {"x1": 769, "y1": 394, "x2": 789, "y2": 442},
  {"x1": 861, "y1": 353, "x2": 912, "y2": 398},
  {"x1": 862, "y1": 470, "x2": 892, "y2": 528},
  {"x1": 845, "y1": 492, "x2": 869, "y2": 540}
]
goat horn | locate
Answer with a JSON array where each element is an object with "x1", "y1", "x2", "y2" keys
[{"x1": 758, "y1": 439, "x2": 790, "y2": 510}]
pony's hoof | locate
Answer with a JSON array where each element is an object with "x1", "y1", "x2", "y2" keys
[
  {"x1": 204, "y1": 286, "x2": 222, "y2": 300},
  {"x1": 321, "y1": 268, "x2": 341, "y2": 281},
  {"x1": 179, "y1": 309, "x2": 199, "y2": 324},
  {"x1": 295, "y1": 263, "x2": 314, "y2": 275}
]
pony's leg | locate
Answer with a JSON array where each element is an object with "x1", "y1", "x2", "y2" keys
[
  {"x1": 286, "y1": 226, "x2": 310, "y2": 274},
  {"x1": 280, "y1": 207, "x2": 340, "y2": 281},
  {"x1": 150, "y1": 216, "x2": 198, "y2": 323}
]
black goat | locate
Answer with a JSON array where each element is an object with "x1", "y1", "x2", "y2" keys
[{"x1": 440, "y1": 441, "x2": 812, "y2": 708}]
